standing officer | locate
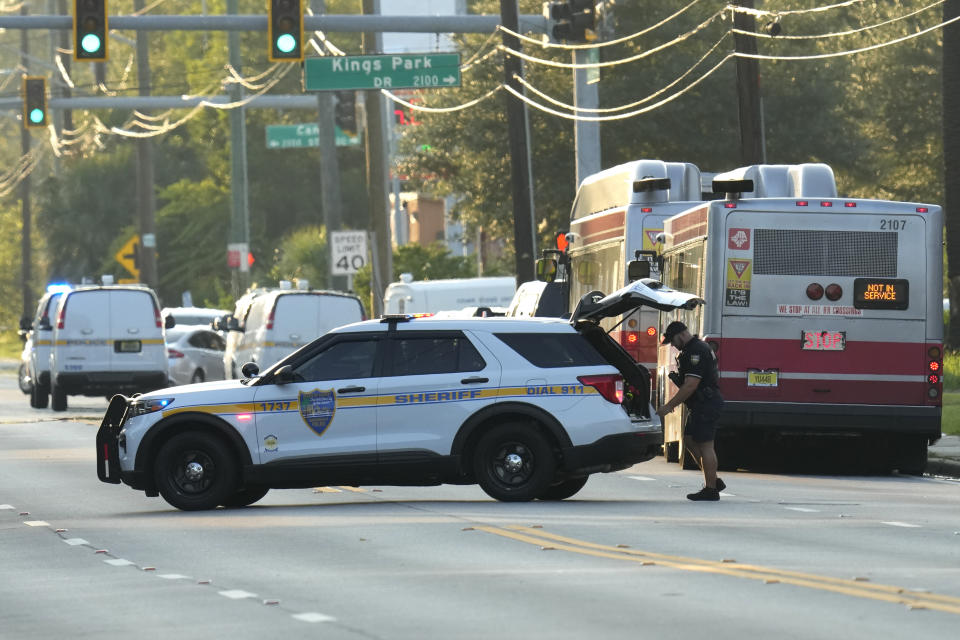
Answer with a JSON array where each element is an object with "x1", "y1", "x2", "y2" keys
[{"x1": 656, "y1": 321, "x2": 726, "y2": 501}]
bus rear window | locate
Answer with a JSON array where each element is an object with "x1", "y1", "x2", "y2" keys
[{"x1": 853, "y1": 278, "x2": 909, "y2": 310}]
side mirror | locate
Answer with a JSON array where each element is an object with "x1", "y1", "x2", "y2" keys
[
  {"x1": 272, "y1": 364, "x2": 294, "y2": 385},
  {"x1": 37, "y1": 319, "x2": 52, "y2": 331},
  {"x1": 165, "y1": 315, "x2": 176, "y2": 329},
  {"x1": 240, "y1": 361, "x2": 260, "y2": 379},
  {"x1": 535, "y1": 258, "x2": 558, "y2": 283},
  {"x1": 227, "y1": 316, "x2": 241, "y2": 331},
  {"x1": 627, "y1": 260, "x2": 651, "y2": 281}
]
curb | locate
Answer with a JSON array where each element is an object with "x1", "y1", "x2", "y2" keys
[{"x1": 925, "y1": 456, "x2": 960, "y2": 479}]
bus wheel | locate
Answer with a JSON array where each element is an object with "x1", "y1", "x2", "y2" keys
[{"x1": 893, "y1": 436, "x2": 928, "y2": 476}]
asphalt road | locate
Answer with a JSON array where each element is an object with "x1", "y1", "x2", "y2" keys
[{"x1": 1, "y1": 374, "x2": 959, "y2": 639}]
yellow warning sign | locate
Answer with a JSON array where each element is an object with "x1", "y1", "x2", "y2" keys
[
  {"x1": 115, "y1": 235, "x2": 140, "y2": 280},
  {"x1": 726, "y1": 259, "x2": 752, "y2": 290},
  {"x1": 642, "y1": 228, "x2": 663, "y2": 252}
]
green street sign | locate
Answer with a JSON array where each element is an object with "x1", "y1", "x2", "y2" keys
[
  {"x1": 265, "y1": 124, "x2": 360, "y2": 149},
  {"x1": 304, "y1": 53, "x2": 461, "y2": 91}
]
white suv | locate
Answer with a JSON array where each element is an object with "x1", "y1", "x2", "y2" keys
[{"x1": 97, "y1": 279, "x2": 702, "y2": 511}]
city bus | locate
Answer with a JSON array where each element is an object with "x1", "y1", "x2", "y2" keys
[
  {"x1": 656, "y1": 163, "x2": 943, "y2": 473},
  {"x1": 565, "y1": 160, "x2": 706, "y2": 377}
]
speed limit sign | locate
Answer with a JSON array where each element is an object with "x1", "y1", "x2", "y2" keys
[{"x1": 330, "y1": 230, "x2": 368, "y2": 275}]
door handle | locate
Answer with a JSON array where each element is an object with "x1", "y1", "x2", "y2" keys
[
  {"x1": 460, "y1": 377, "x2": 489, "y2": 384},
  {"x1": 337, "y1": 385, "x2": 365, "y2": 393}
]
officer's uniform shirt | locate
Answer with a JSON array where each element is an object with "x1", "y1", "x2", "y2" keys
[{"x1": 677, "y1": 336, "x2": 720, "y2": 409}]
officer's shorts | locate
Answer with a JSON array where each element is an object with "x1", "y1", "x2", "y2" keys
[{"x1": 685, "y1": 396, "x2": 724, "y2": 443}]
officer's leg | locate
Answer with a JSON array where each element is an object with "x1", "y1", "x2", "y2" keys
[
  {"x1": 699, "y1": 440, "x2": 718, "y2": 489},
  {"x1": 683, "y1": 433, "x2": 702, "y2": 471}
]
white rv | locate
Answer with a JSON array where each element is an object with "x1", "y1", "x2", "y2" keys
[{"x1": 383, "y1": 274, "x2": 516, "y2": 315}]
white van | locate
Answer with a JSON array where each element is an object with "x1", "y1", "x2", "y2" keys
[
  {"x1": 18, "y1": 286, "x2": 71, "y2": 408},
  {"x1": 48, "y1": 286, "x2": 173, "y2": 411},
  {"x1": 383, "y1": 274, "x2": 516, "y2": 315},
  {"x1": 229, "y1": 289, "x2": 365, "y2": 372}
]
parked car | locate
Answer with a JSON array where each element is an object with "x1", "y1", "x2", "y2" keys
[
  {"x1": 96, "y1": 279, "x2": 703, "y2": 510},
  {"x1": 166, "y1": 326, "x2": 227, "y2": 386},
  {"x1": 19, "y1": 286, "x2": 71, "y2": 408}
]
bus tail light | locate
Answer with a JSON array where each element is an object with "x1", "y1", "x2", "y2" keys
[
  {"x1": 825, "y1": 284, "x2": 843, "y2": 301},
  {"x1": 646, "y1": 326, "x2": 657, "y2": 338},
  {"x1": 927, "y1": 345, "x2": 943, "y2": 401},
  {"x1": 578, "y1": 374, "x2": 624, "y2": 404},
  {"x1": 806, "y1": 283, "x2": 824, "y2": 300}
]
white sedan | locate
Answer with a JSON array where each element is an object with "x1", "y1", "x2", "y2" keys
[{"x1": 166, "y1": 326, "x2": 227, "y2": 386}]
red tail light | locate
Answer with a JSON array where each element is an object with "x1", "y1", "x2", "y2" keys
[
  {"x1": 56, "y1": 306, "x2": 66, "y2": 330},
  {"x1": 168, "y1": 349, "x2": 185, "y2": 359},
  {"x1": 153, "y1": 304, "x2": 162, "y2": 329},
  {"x1": 266, "y1": 308, "x2": 275, "y2": 330},
  {"x1": 578, "y1": 374, "x2": 624, "y2": 404}
]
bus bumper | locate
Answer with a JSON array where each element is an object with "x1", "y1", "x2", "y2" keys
[{"x1": 719, "y1": 401, "x2": 942, "y2": 439}]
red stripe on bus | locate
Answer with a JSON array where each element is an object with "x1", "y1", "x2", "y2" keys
[
  {"x1": 571, "y1": 210, "x2": 625, "y2": 244},
  {"x1": 665, "y1": 207, "x2": 707, "y2": 245},
  {"x1": 714, "y1": 337, "x2": 929, "y2": 376}
]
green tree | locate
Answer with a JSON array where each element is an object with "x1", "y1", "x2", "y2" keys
[{"x1": 268, "y1": 225, "x2": 330, "y2": 289}]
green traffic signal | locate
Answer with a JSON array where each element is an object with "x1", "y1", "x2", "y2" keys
[
  {"x1": 22, "y1": 77, "x2": 47, "y2": 129},
  {"x1": 269, "y1": 0, "x2": 303, "y2": 62},
  {"x1": 276, "y1": 34, "x2": 297, "y2": 54},
  {"x1": 74, "y1": 1, "x2": 108, "y2": 61},
  {"x1": 80, "y1": 33, "x2": 102, "y2": 55},
  {"x1": 29, "y1": 109, "x2": 44, "y2": 124}
]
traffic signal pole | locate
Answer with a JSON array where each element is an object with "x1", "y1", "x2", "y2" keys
[
  {"x1": 20, "y1": 4, "x2": 33, "y2": 321},
  {"x1": 228, "y1": 0, "x2": 251, "y2": 298},
  {"x1": 573, "y1": 48, "x2": 600, "y2": 186}
]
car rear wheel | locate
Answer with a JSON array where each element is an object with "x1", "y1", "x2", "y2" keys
[
  {"x1": 538, "y1": 476, "x2": 588, "y2": 501},
  {"x1": 221, "y1": 485, "x2": 270, "y2": 508},
  {"x1": 473, "y1": 423, "x2": 557, "y2": 502},
  {"x1": 51, "y1": 384, "x2": 67, "y2": 412},
  {"x1": 154, "y1": 432, "x2": 238, "y2": 511},
  {"x1": 18, "y1": 363, "x2": 32, "y2": 394}
]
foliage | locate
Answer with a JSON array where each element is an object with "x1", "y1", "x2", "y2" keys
[{"x1": 268, "y1": 225, "x2": 330, "y2": 290}]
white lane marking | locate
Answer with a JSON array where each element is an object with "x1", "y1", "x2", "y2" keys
[
  {"x1": 293, "y1": 612, "x2": 337, "y2": 623},
  {"x1": 63, "y1": 538, "x2": 89, "y2": 546},
  {"x1": 785, "y1": 507, "x2": 820, "y2": 513},
  {"x1": 0, "y1": 504, "x2": 14, "y2": 510},
  {"x1": 218, "y1": 590, "x2": 257, "y2": 600},
  {"x1": 882, "y1": 521, "x2": 921, "y2": 528},
  {"x1": 104, "y1": 558, "x2": 135, "y2": 566},
  {"x1": 628, "y1": 476, "x2": 656, "y2": 481},
  {"x1": 23, "y1": 521, "x2": 50, "y2": 527},
  {"x1": 156, "y1": 574, "x2": 192, "y2": 580}
]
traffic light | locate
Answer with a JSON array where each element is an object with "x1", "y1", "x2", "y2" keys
[
  {"x1": 334, "y1": 91, "x2": 357, "y2": 135},
  {"x1": 548, "y1": 0, "x2": 597, "y2": 43},
  {"x1": 74, "y1": 0, "x2": 108, "y2": 61},
  {"x1": 22, "y1": 77, "x2": 47, "y2": 129},
  {"x1": 269, "y1": 0, "x2": 303, "y2": 62}
]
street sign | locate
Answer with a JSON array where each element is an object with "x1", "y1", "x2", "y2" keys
[
  {"x1": 115, "y1": 235, "x2": 140, "y2": 280},
  {"x1": 330, "y1": 230, "x2": 368, "y2": 276},
  {"x1": 266, "y1": 123, "x2": 360, "y2": 149},
  {"x1": 304, "y1": 53, "x2": 461, "y2": 91},
  {"x1": 227, "y1": 242, "x2": 252, "y2": 273}
]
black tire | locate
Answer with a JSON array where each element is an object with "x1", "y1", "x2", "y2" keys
[
  {"x1": 30, "y1": 382, "x2": 49, "y2": 409},
  {"x1": 473, "y1": 423, "x2": 557, "y2": 502},
  {"x1": 221, "y1": 485, "x2": 270, "y2": 508},
  {"x1": 51, "y1": 384, "x2": 67, "y2": 412},
  {"x1": 153, "y1": 432, "x2": 239, "y2": 511},
  {"x1": 191, "y1": 369, "x2": 205, "y2": 384},
  {"x1": 18, "y1": 363, "x2": 32, "y2": 394},
  {"x1": 538, "y1": 476, "x2": 588, "y2": 501},
  {"x1": 892, "y1": 436, "x2": 928, "y2": 476}
]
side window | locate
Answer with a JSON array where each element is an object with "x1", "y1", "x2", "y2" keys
[
  {"x1": 494, "y1": 332, "x2": 607, "y2": 368},
  {"x1": 293, "y1": 338, "x2": 379, "y2": 382},
  {"x1": 188, "y1": 332, "x2": 209, "y2": 349},
  {"x1": 389, "y1": 335, "x2": 485, "y2": 376},
  {"x1": 210, "y1": 333, "x2": 226, "y2": 351}
]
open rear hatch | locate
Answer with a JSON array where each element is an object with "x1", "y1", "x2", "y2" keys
[{"x1": 571, "y1": 279, "x2": 704, "y2": 416}]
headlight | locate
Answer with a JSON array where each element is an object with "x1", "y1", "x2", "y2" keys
[{"x1": 128, "y1": 397, "x2": 175, "y2": 417}]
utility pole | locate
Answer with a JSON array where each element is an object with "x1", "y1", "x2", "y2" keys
[
  {"x1": 500, "y1": 0, "x2": 536, "y2": 285},
  {"x1": 227, "y1": 0, "x2": 250, "y2": 298},
  {"x1": 363, "y1": 0, "x2": 392, "y2": 315},
  {"x1": 733, "y1": 0, "x2": 764, "y2": 165},
  {"x1": 20, "y1": 5, "x2": 33, "y2": 320},
  {"x1": 134, "y1": 0, "x2": 158, "y2": 290},
  {"x1": 573, "y1": 48, "x2": 601, "y2": 186}
]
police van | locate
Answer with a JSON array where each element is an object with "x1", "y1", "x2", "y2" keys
[
  {"x1": 18, "y1": 285, "x2": 71, "y2": 408},
  {"x1": 96, "y1": 278, "x2": 702, "y2": 510},
  {"x1": 49, "y1": 284, "x2": 173, "y2": 411},
  {"x1": 228, "y1": 284, "x2": 365, "y2": 373},
  {"x1": 383, "y1": 274, "x2": 516, "y2": 315}
]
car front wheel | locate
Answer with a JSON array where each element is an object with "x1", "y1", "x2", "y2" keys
[
  {"x1": 473, "y1": 423, "x2": 557, "y2": 502},
  {"x1": 154, "y1": 432, "x2": 238, "y2": 511},
  {"x1": 221, "y1": 485, "x2": 270, "y2": 508}
]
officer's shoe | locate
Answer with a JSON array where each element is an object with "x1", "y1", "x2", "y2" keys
[
  {"x1": 687, "y1": 486, "x2": 720, "y2": 501},
  {"x1": 716, "y1": 478, "x2": 726, "y2": 492}
]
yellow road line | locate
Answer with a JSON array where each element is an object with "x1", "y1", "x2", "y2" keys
[{"x1": 474, "y1": 526, "x2": 960, "y2": 616}]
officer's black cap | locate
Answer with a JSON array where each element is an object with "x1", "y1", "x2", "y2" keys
[{"x1": 661, "y1": 320, "x2": 687, "y2": 345}]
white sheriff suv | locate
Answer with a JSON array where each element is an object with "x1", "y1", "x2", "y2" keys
[{"x1": 97, "y1": 280, "x2": 702, "y2": 510}]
